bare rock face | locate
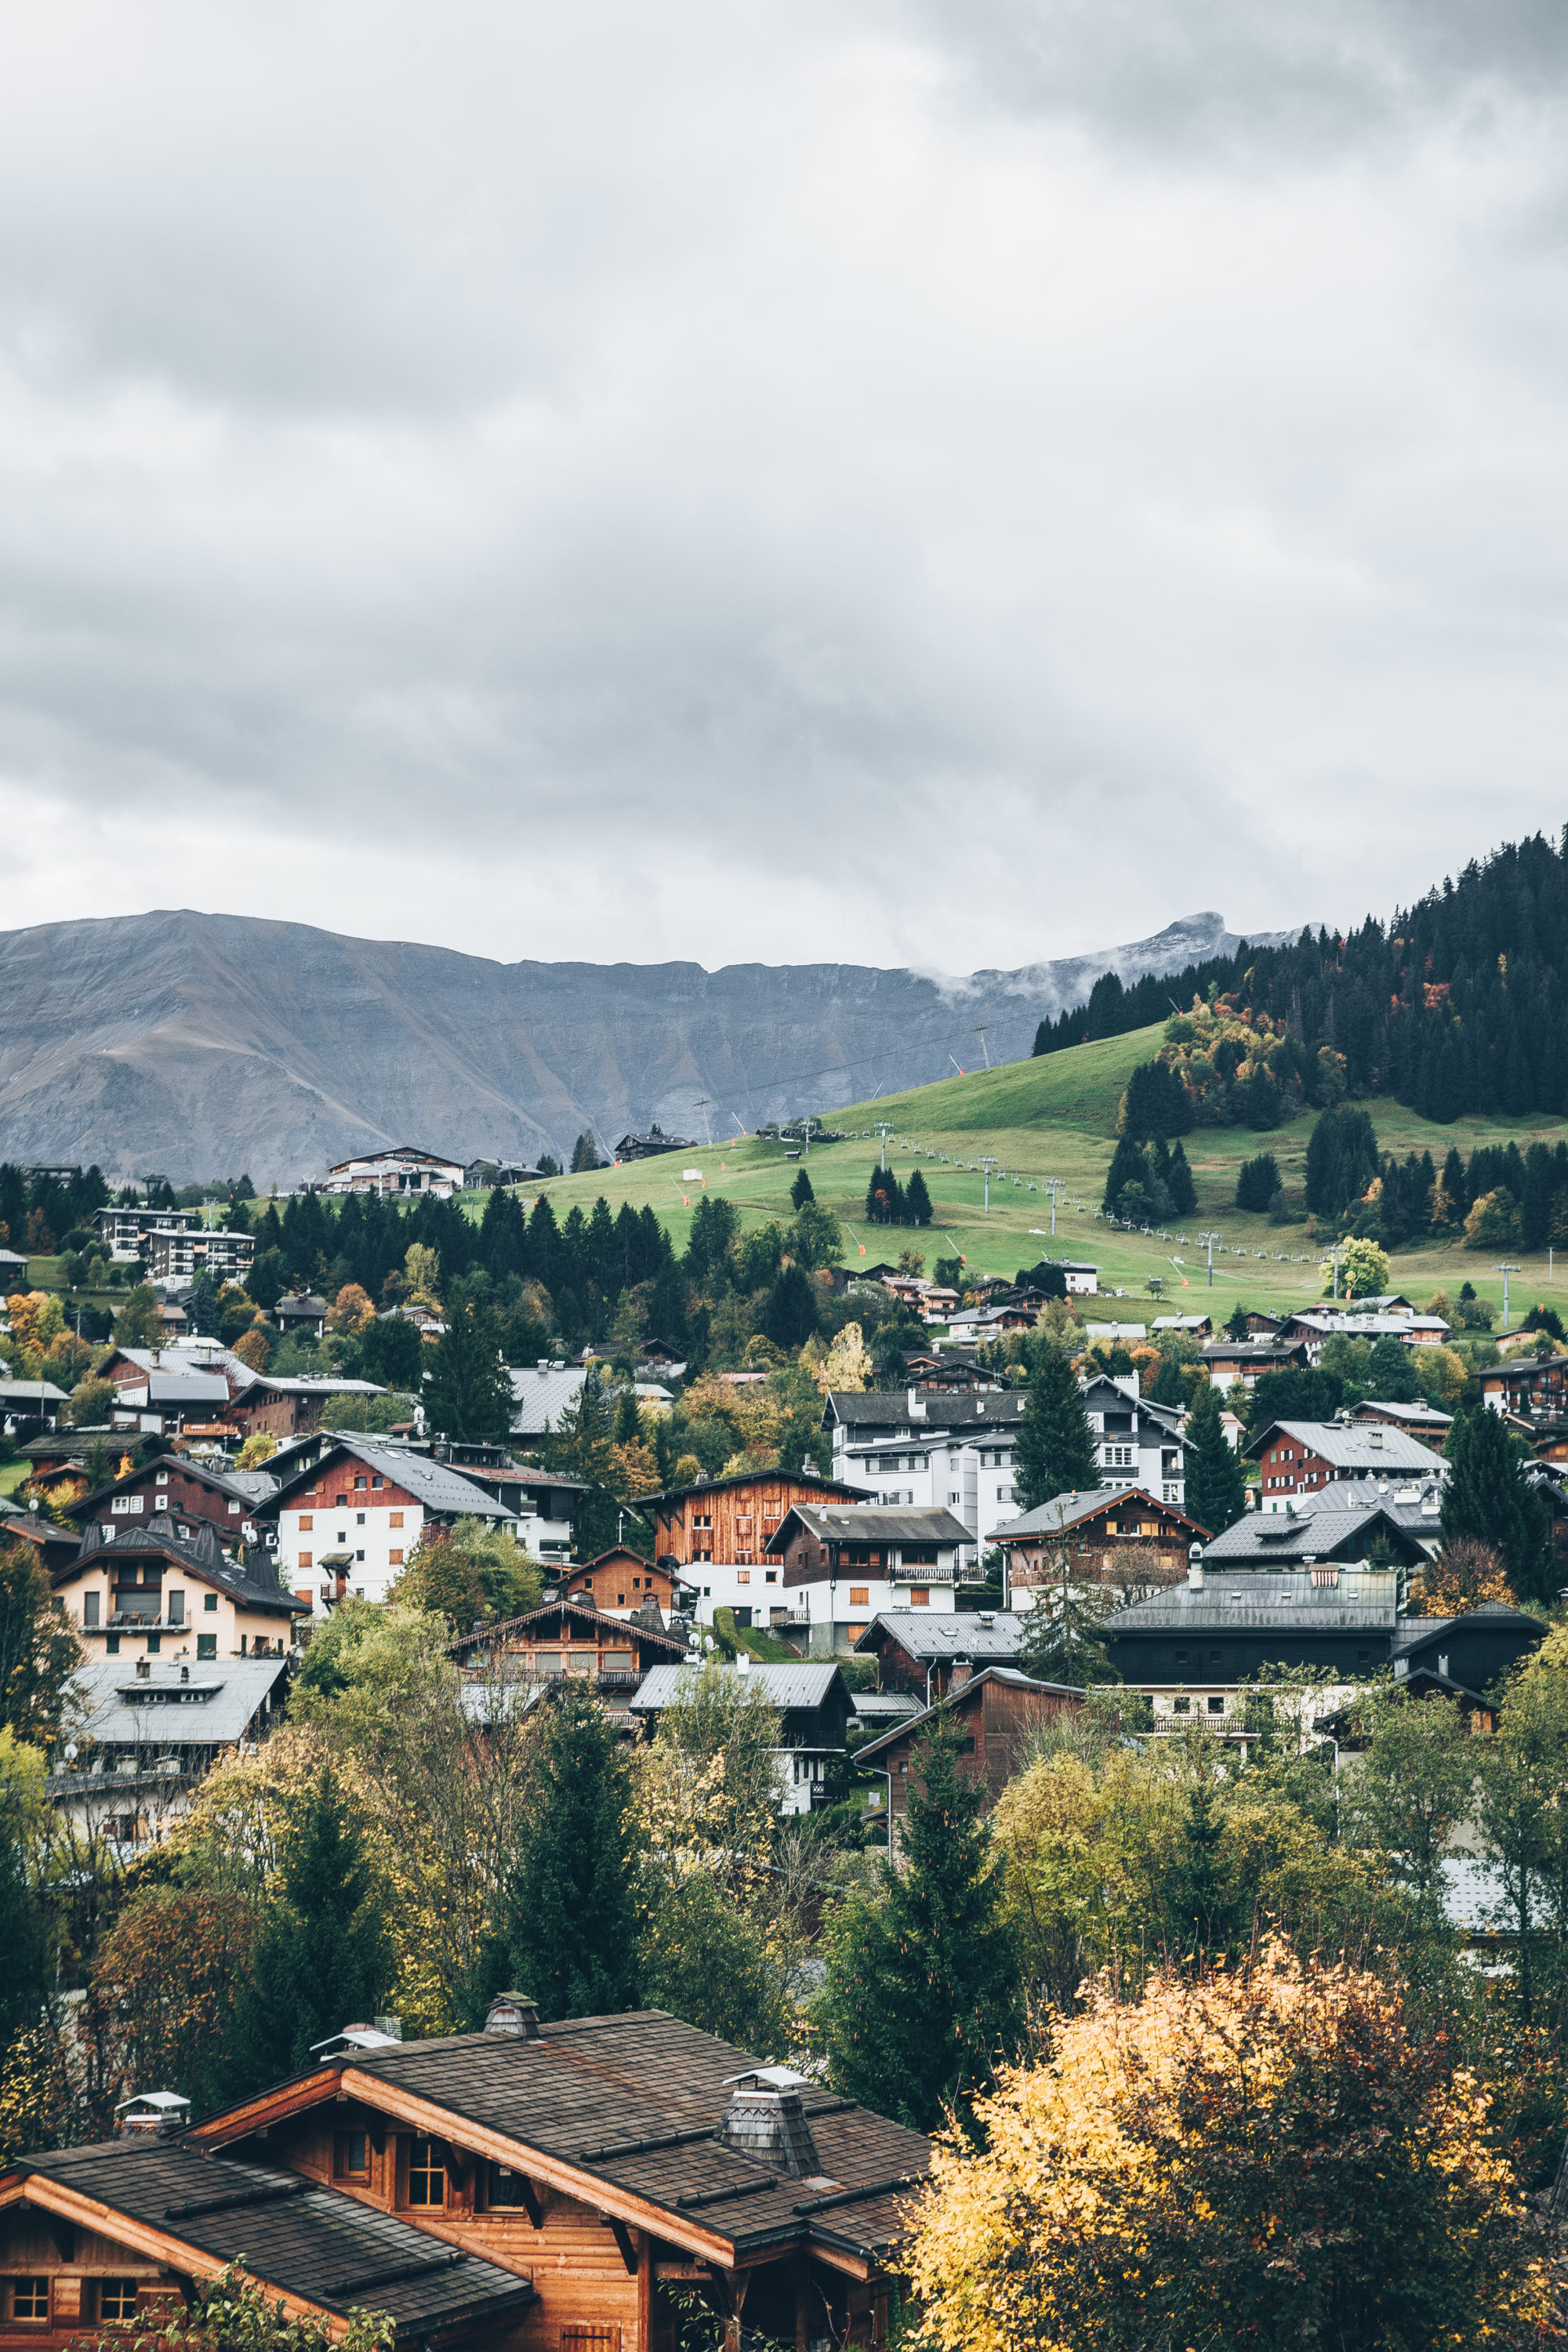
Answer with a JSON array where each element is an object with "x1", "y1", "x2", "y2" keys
[{"x1": 0, "y1": 907, "x2": 1294, "y2": 1185}]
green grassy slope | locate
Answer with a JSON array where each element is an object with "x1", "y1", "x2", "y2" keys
[{"x1": 495, "y1": 1023, "x2": 1568, "y2": 1327}]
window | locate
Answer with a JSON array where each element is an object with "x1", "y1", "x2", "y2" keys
[
  {"x1": 1207, "y1": 1695, "x2": 1225, "y2": 1713},
  {"x1": 83, "y1": 1592, "x2": 100, "y2": 1628},
  {"x1": 737, "y1": 1570, "x2": 750, "y2": 1585},
  {"x1": 849, "y1": 1585, "x2": 869, "y2": 1606},
  {"x1": 147, "y1": 1633, "x2": 162, "y2": 1653},
  {"x1": 1173, "y1": 1696, "x2": 1191, "y2": 1715},
  {"x1": 356, "y1": 1512, "x2": 365, "y2": 1525},
  {"x1": 372, "y1": 1475, "x2": 383, "y2": 1490},
  {"x1": 299, "y1": 1552, "x2": 314, "y2": 1571},
  {"x1": 111, "y1": 1494, "x2": 143, "y2": 1515},
  {"x1": 335, "y1": 2131, "x2": 370, "y2": 2180},
  {"x1": 227, "y1": 1500, "x2": 241, "y2": 1515},
  {"x1": 603, "y1": 1651, "x2": 633, "y2": 1673},
  {"x1": 910, "y1": 1587, "x2": 931, "y2": 1606},
  {"x1": 957, "y1": 1735, "x2": 976, "y2": 1755},
  {"x1": 902, "y1": 1544, "x2": 938, "y2": 1566},
  {"x1": 106, "y1": 1633, "x2": 120, "y2": 1654},
  {"x1": 299, "y1": 1515, "x2": 314, "y2": 1530},
  {"x1": 97, "y1": 2281, "x2": 139, "y2": 2321},
  {"x1": 764, "y1": 1569, "x2": 776, "y2": 1583},
  {"x1": 155, "y1": 1468, "x2": 169, "y2": 1485},
  {"x1": 168, "y1": 1591, "x2": 184, "y2": 1625},
  {"x1": 535, "y1": 1650, "x2": 561, "y2": 1673},
  {"x1": 7, "y1": 2279, "x2": 49, "y2": 2322},
  {"x1": 407, "y1": 2137, "x2": 445, "y2": 2207},
  {"x1": 1174, "y1": 1648, "x2": 1188, "y2": 1667},
  {"x1": 486, "y1": 2162, "x2": 535, "y2": 2209},
  {"x1": 560, "y1": 2330, "x2": 620, "y2": 2350},
  {"x1": 204, "y1": 1593, "x2": 217, "y2": 1613},
  {"x1": 389, "y1": 1511, "x2": 404, "y2": 1529},
  {"x1": 388, "y1": 1549, "x2": 403, "y2": 1567},
  {"x1": 198, "y1": 1634, "x2": 216, "y2": 1661},
  {"x1": 354, "y1": 1475, "x2": 367, "y2": 1490}
]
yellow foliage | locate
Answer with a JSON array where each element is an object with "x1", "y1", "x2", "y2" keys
[
  {"x1": 6, "y1": 1290, "x2": 64, "y2": 1359},
  {"x1": 610, "y1": 1436, "x2": 661, "y2": 1496},
  {"x1": 906, "y1": 1939, "x2": 1550, "y2": 2352},
  {"x1": 403, "y1": 1243, "x2": 441, "y2": 1312},
  {"x1": 812, "y1": 1321, "x2": 872, "y2": 1396},
  {"x1": 328, "y1": 1282, "x2": 376, "y2": 1334}
]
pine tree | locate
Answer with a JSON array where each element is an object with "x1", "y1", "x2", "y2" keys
[
  {"x1": 1015, "y1": 1347, "x2": 1098, "y2": 1510},
  {"x1": 1102, "y1": 1134, "x2": 1147, "y2": 1216},
  {"x1": 1016, "y1": 1566, "x2": 1115, "y2": 1684},
  {"x1": 1441, "y1": 1406, "x2": 1553, "y2": 1604},
  {"x1": 497, "y1": 1683, "x2": 641, "y2": 2018},
  {"x1": 238, "y1": 1765, "x2": 392, "y2": 2085},
  {"x1": 1167, "y1": 1141, "x2": 1197, "y2": 1217},
  {"x1": 569, "y1": 1131, "x2": 601, "y2": 1173},
  {"x1": 906, "y1": 1168, "x2": 933, "y2": 1226},
  {"x1": 763, "y1": 1263, "x2": 818, "y2": 1349},
  {"x1": 816, "y1": 1720, "x2": 1020, "y2": 2130},
  {"x1": 1224, "y1": 1303, "x2": 1250, "y2": 1341},
  {"x1": 426, "y1": 1276, "x2": 513, "y2": 1442},
  {"x1": 789, "y1": 1166, "x2": 815, "y2": 1211},
  {"x1": 1183, "y1": 1386, "x2": 1246, "y2": 1535}
]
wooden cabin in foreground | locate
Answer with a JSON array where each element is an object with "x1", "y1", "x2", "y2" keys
[{"x1": 0, "y1": 2006, "x2": 927, "y2": 2350}]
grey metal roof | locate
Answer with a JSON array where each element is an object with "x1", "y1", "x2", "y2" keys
[
  {"x1": 823, "y1": 1388, "x2": 1029, "y2": 1431},
  {"x1": 127, "y1": 1370, "x2": 231, "y2": 1406},
  {"x1": 509, "y1": 1363, "x2": 590, "y2": 1433},
  {"x1": 107, "y1": 1344, "x2": 260, "y2": 1390},
  {"x1": 61, "y1": 1653, "x2": 290, "y2": 1748},
  {"x1": 1105, "y1": 1573, "x2": 1399, "y2": 1635},
  {"x1": 852, "y1": 1610, "x2": 1027, "y2": 1661},
  {"x1": 1202, "y1": 1504, "x2": 1425, "y2": 1566},
  {"x1": 991, "y1": 1485, "x2": 1197, "y2": 1541},
  {"x1": 767, "y1": 1504, "x2": 971, "y2": 1549},
  {"x1": 1357, "y1": 1399, "x2": 1454, "y2": 1426},
  {"x1": 268, "y1": 1436, "x2": 514, "y2": 1519},
  {"x1": 1244, "y1": 1419, "x2": 1447, "y2": 1472},
  {"x1": 1289, "y1": 1474, "x2": 1445, "y2": 1530},
  {"x1": 630, "y1": 1661, "x2": 848, "y2": 1712},
  {"x1": 1389, "y1": 1600, "x2": 1545, "y2": 1657},
  {"x1": 0, "y1": 1379, "x2": 68, "y2": 1402}
]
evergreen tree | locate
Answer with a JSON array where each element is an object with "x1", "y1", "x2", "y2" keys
[
  {"x1": 905, "y1": 1168, "x2": 933, "y2": 1226},
  {"x1": 1167, "y1": 1141, "x2": 1197, "y2": 1217},
  {"x1": 1235, "y1": 1152, "x2": 1280, "y2": 1212},
  {"x1": 789, "y1": 1167, "x2": 815, "y2": 1211},
  {"x1": 1441, "y1": 1406, "x2": 1554, "y2": 1604},
  {"x1": 816, "y1": 1719, "x2": 1020, "y2": 2130},
  {"x1": 1224, "y1": 1302, "x2": 1250, "y2": 1341},
  {"x1": 1016, "y1": 1567, "x2": 1115, "y2": 1684},
  {"x1": 763, "y1": 1263, "x2": 818, "y2": 1349},
  {"x1": 1183, "y1": 1386, "x2": 1247, "y2": 1535},
  {"x1": 1015, "y1": 1347, "x2": 1098, "y2": 1510},
  {"x1": 496, "y1": 1682, "x2": 641, "y2": 2017},
  {"x1": 425, "y1": 1276, "x2": 513, "y2": 1442},
  {"x1": 359, "y1": 1310, "x2": 426, "y2": 1391},
  {"x1": 1102, "y1": 1134, "x2": 1147, "y2": 1216},
  {"x1": 569, "y1": 1132, "x2": 601, "y2": 1173},
  {"x1": 612, "y1": 1384, "x2": 641, "y2": 1446},
  {"x1": 238, "y1": 1764, "x2": 393, "y2": 2084},
  {"x1": 1305, "y1": 1105, "x2": 1381, "y2": 1218}
]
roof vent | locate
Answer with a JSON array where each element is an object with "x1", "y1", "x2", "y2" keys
[
  {"x1": 717, "y1": 2069, "x2": 822, "y2": 2177},
  {"x1": 978, "y1": 1612, "x2": 994, "y2": 1627},
  {"x1": 485, "y1": 1992, "x2": 540, "y2": 2039}
]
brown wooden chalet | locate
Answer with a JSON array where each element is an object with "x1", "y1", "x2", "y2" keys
[
  {"x1": 646, "y1": 1470, "x2": 868, "y2": 1572},
  {"x1": 989, "y1": 1486, "x2": 1208, "y2": 1601},
  {"x1": 564, "y1": 1548, "x2": 688, "y2": 1617},
  {"x1": 855, "y1": 1665, "x2": 1083, "y2": 1850},
  {"x1": 448, "y1": 1598, "x2": 690, "y2": 1695},
  {"x1": 67, "y1": 1455, "x2": 273, "y2": 1548},
  {"x1": 0, "y1": 2129, "x2": 536, "y2": 2350},
  {"x1": 180, "y1": 2004, "x2": 927, "y2": 2349}
]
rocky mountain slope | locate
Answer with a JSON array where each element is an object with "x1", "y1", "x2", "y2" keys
[{"x1": 0, "y1": 908, "x2": 1294, "y2": 1185}]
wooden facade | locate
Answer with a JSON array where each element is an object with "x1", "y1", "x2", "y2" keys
[
  {"x1": 449, "y1": 1598, "x2": 689, "y2": 1690},
  {"x1": 994, "y1": 1487, "x2": 1205, "y2": 1597},
  {"x1": 648, "y1": 1471, "x2": 866, "y2": 1570},
  {"x1": 856, "y1": 1667, "x2": 1083, "y2": 1850},
  {"x1": 565, "y1": 1548, "x2": 685, "y2": 1616}
]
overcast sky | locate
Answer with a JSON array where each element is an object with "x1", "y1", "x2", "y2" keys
[{"x1": 1, "y1": 0, "x2": 1565, "y2": 974}]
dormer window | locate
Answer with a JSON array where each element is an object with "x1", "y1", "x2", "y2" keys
[{"x1": 155, "y1": 1470, "x2": 169, "y2": 1485}]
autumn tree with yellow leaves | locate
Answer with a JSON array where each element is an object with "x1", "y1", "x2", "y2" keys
[{"x1": 907, "y1": 1939, "x2": 1553, "y2": 2352}]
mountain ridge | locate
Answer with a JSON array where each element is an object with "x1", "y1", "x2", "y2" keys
[{"x1": 0, "y1": 906, "x2": 1298, "y2": 1185}]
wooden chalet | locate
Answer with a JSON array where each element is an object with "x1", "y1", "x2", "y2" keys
[
  {"x1": 448, "y1": 1597, "x2": 690, "y2": 1695},
  {"x1": 989, "y1": 1486, "x2": 1207, "y2": 1602},
  {"x1": 0, "y1": 2132, "x2": 535, "y2": 2350},
  {"x1": 67, "y1": 1455, "x2": 274, "y2": 1548},
  {"x1": 180, "y1": 2005, "x2": 927, "y2": 2349},
  {"x1": 564, "y1": 1548, "x2": 688, "y2": 1618},
  {"x1": 855, "y1": 1666, "x2": 1083, "y2": 1851},
  {"x1": 645, "y1": 1470, "x2": 867, "y2": 1573}
]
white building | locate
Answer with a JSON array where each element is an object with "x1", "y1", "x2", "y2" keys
[
  {"x1": 1080, "y1": 1374, "x2": 1188, "y2": 1508},
  {"x1": 322, "y1": 1147, "x2": 466, "y2": 1199},
  {"x1": 263, "y1": 1436, "x2": 521, "y2": 1613},
  {"x1": 822, "y1": 1387, "x2": 1030, "y2": 1564}
]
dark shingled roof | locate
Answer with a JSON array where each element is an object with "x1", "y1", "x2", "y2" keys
[
  {"x1": 55, "y1": 1519, "x2": 309, "y2": 1617},
  {"x1": 9, "y1": 2138, "x2": 535, "y2": 2340},
  {"x1": 232, "y1": 2010, "x2": 931, "y2": 2264}
]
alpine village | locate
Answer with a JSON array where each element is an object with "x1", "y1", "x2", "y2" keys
[{"x1": 13, "y1": 833, "x2": 1568, "y2": 2352}]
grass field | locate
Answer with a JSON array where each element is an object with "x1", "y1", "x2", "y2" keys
[{"x1": 503, "y1": 1022, "x2": 1568, "y2": 1327}]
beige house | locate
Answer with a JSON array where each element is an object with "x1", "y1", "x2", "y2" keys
[{"x1": 50, "y1": 1521, "x2": 308, "y2": 1661}]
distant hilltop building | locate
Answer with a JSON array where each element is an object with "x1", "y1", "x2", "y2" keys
[
  {"x1": 322, "y1": 1145, "x2": 466, "y2": 1198},
  {"x1": 614, "y1": 1123, "x2": 695, "y2": 1163}
]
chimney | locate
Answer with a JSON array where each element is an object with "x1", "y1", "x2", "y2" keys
[
  {"x1": 1188, "y1": 1544, "x2": 1204, "y2": 1592},
  {"x1": 717, "y1": 2068, "x2": 823, "y2": 2179},
  {"x1": 736, "y1": 1650, "x2": 751, "y2": 1674},
  {"x1": 485, "y1": 1992, "x2": 540, "y2": 2038},
  {"x1": 950, "y1": 1657, "x2": 973, "y2": 1689},
  {"x1": 136, "y1": 1657, "x2": 151, "y2": 1681}
]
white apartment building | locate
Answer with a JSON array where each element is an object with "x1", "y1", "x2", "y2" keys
[{"x1": 264, "y1": 1436, "x2": 521, "y2": 1613}]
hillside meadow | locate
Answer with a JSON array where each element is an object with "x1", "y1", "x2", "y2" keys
[{"x1": 499, "y1": 1023, "x2": 1568, "y2": 1326}]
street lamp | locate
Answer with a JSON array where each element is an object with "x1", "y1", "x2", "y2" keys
[
  {"x1": 1496, "y1": 1261, "x2": 1523, "y2": 1331},
  {"x1": 1199, "y1": 1232, "x2": 1221, "y2": 1288}
]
